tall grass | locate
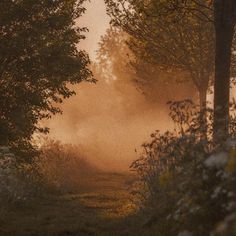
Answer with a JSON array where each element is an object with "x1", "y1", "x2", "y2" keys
[{"x1": 38, "y1": 139, "x2": 99, "y2": 193}]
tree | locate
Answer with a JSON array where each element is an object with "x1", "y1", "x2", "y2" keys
[
  {"x1": 105, "y1": 0, "x2": 214, "y2": 110},
  {"x1": 148, "y1": 0, "x2": 236, "y2": 138},
  {"x1": 97, "y1": 27, "x2": 197, "y2": 106},
  {"x1": 97, "y1": 27, "x2": 131, "y2": 83},
  {"x1": 213, "y1": 0, "x2": 236, "y2": 139},
  {"x1": 0, "y1": 0, "x2": 93, "y2": 159},
  {"x1": 170, "y1": 0, "x2": 236, "y2": 138}
]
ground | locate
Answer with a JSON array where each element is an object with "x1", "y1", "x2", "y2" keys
[{"x1": 0, "y1": 172, "x2": 147, "y2": 236}]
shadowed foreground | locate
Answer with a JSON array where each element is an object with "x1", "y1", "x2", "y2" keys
[{"x1": 0, "y1": 172, "x2": 144, "y2": 236}]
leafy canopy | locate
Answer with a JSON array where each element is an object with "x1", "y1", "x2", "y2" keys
[{"x1": 0, "y1": 0, "x2": 93, "y2": 158}]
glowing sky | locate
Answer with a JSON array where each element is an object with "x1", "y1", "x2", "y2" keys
[{"x1": 79, "y1": 0, "x2": 110, "y2": 60}]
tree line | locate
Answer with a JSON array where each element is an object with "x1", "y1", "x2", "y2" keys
[
  {"x1": 104, "y1": 0, "x2": 236, "y2": 141},
  {"x1": 0, "y1": 0, "x2": 236, "y2": 159}
]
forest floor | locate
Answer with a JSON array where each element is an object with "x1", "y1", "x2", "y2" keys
[{"x1": 0, "y1": 172, "x2": 148, "y2": 236}]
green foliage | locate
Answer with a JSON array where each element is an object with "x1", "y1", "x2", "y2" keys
[
  {"x1": 131, "y1": 100, "x2": 236, "y2": 235},
  {"x1": 0, "y1": 0, "x2": 93, "y2": 158}
]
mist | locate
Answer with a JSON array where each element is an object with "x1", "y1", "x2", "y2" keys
[
  {"x1": 44, "y1": 0, "x2": 199, "y2": 171},
  {"x1": 44, "y1": 0, "x2": 171, "y2": 171},
  {"x1": 3, "y1": 1, "x2": 236, "y2": 235},
  {"x1": 46, "y1": 73, "x2": 173, "y2": 171},
  {"x1": 47, "y1": 0, "x2": 236, "y2": 172}
]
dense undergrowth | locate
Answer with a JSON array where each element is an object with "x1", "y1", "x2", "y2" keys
[
  {"x1": 0, "y1": 140, "x2": 97, "y2": 205},
  {"x1": 131, "y1": 100, "x2": 236, "y2": 235},
  {"x1": 38, "y1": 140, "x2": 98, "y2": 193}
]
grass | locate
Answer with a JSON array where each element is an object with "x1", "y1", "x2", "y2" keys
[{"x1": 0, "y1": 172, "x2": 147, "y2": 236}]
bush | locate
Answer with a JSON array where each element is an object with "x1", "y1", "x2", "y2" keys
[
  {"x1": 0, "y1": 146, "x2": 44, "y2": 204},
  {"x1": 131, "y1": 100, "x2": 236, "y2": 235},
  {"x1": 0, "y1": 139, "x2": 98, "y2": 205},
  {"x1": 38, "y1": 139, "x2": 98, "y2": 193}
]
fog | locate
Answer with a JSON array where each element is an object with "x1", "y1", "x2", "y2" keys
[
  {"x1": 45, "y1": 0, "x2": 195, "y2": 171},
  {"x1": 46, "y1": 75, "x2": 172, "y2": 170},
  {"x1": 46, "y1": 0, "x2": 169, "y2": 170},
  {"x1": 46, "y1": 0, "x2": 233, "y2": 171}
]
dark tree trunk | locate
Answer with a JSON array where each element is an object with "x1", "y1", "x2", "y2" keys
[
  {"x1": 199, "y1": 87, "x2": 207, "y2": 111},
  {"x1": 213, "y1": 0, "x2": 236, "y2": 141},
  {"x1": 198, "y1": 86, "x2": 208, "y2": 138}
]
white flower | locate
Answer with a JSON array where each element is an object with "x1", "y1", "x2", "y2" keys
[
  {"x1": 228, "y1": 192, "x2": 235, "y2": 198},
  {"x1": 0, "y1": 146, "x2": 10, "y2": 153},
  {"x1": 202, "y1": 174, "x2": 208, "y2": 180},
  {"x1": 211, "y1": 187, "x2": 222, "y2": 199},
  {"x1": 226, "y1": 202, "x2": 236, "y2": 211},
  {"x1": 178, "y1": 230, "x2": 192, "y2": 236},
  {"x1": 204, "y1": 152, "x2": 228, "y2": 168}
]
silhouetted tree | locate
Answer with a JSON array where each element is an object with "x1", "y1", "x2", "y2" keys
[
  {"x1": 105, "y1": 0, "x2": 214, "y2": 110},
  {"x1": 97, "y1": 27, "x2": 197, "y2": 106},
  {"x1": 97, "y1": 27, "x2": 131, "y2": 82},
  {"x1": 213, "y1": 0, "x2": 236, "y2": 139},
  {"x1": 162, "y1": 0, "x2": 236, "y2": 139},
  {"x1": 0, "y1": 0, "x2": 93, "y2": 159},
  {"x1": 106, "y1": 0, "x2": 236, "y2": 139}
]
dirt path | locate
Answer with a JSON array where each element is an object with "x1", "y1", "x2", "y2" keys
[{"x1": 0, "y1": 172, "x2": 142, "y2": 236}]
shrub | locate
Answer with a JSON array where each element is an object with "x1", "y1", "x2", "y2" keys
[
  {"x1": 0, "y1": 139, "x2": 97, "y2": 205},
  {"x1": 131, "y1": 100, "x2": 236, "y2": 235},
  {"x1": 38, "y1": 139, "x2": 98, "y2": 193},
  {"x1": 0, "y1": 146, "x2": 44, "y2": 204}
]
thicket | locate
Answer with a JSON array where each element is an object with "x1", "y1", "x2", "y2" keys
[
  {"x1": 132, "y1": 100, "x2": 236, "y2": 236},
  {"x1": 38, "y1": 140, "x2": 98, "y2": 193},
  {"x1": 0, "y1": 140, "x2": 96, "y2": 205}
]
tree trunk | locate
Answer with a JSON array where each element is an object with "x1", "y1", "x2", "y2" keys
[
  {"x1": 198, "y1": 87, "x2": 208, "y2": 138},
  {"x1": 213, "y1": 0, "x2": 236, "y2": 141},
  {"x1": 199, "y1": 87, "x2": 207, "y2": 111}
]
